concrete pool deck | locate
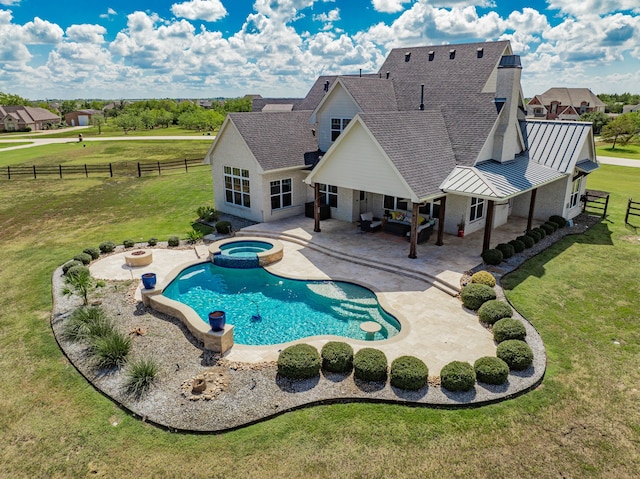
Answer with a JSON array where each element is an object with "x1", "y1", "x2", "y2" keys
[{"x1": 89, "y1": 216, "x2": 540, "y2": 374}]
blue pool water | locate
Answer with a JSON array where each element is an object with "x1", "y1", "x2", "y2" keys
[
  {"x1": 213, "y1": 240, "x2": 273, "y2": 268},
  {"x1": 162, "y1": 263, "x2": 401, "y2": 345}
]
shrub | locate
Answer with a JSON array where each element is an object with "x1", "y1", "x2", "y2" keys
[
  {"x1": 460, "y1": 283, "x2": 496, "y2": 310},
  {"x1": 549, "y1": 215, "x2": 567, "y2": 228},
  {"x1": 474, "y1": 356, "x2": 509, "y2": 385},
  {"x1": 495, "y1": 242, "x2": 515, "y2": 259},
  {"x1": 62, "y1": 306, "x2": 110, "y2": 342},
  {"x1": 215, "y1": 220, "x2": 232, "y2": 234},
  {"x1": 167, "y1": 236, "x2": 180, "y2": 247},
  {"x1": 83, "y1": 247, "x2": 100, "y2": 260},
  {"x1": 124, "y1": 358, "x2": 159, "y2": 398},
  {"x1": 123, "y1": 239, "x2": 135, "y2": 248},
  {"x1": 91, "y1": 330, "x2": 131, "y2": 369},
  {"x1": 353, "y1": 348, "x2": 388, "y2": 382},
  {"x1": 509, "y1": 239, "x2": 525, "y2": 253},
  {"x1": 540, "y1": 223, "x2": 555, "y2": 235},
  {"x1": 481, "y1": 248, "x2": 503, "y2": 265},
  {"x1": 66, "y1": 264, "x2": 90, "y2": 280},
  {"x1": 196, "y1": 205, "x2": 219, "y2": 223},
  {"x1": 99, "y1": 241, "x2": 116, "y2": 254},
  {"x1": 186, "y1": 229, "x2": 204, "y2": 244},
  {"x1": 147, "y1": 237, "x2": 158, "y2": 247},
  {"x1": 62, "y1": 260, "x2": 82, "y2": 275},
  {"x1": 390, "y1": 356, "x2": 428, "y2": 391},
  {"x1": 277, "y1": 344, "x2": 321, "y2": 379},
  {"x1": 544, "y1": 221, "x2": 558, "y2": 232},
  {"x1": 526, "y1": 230, "x2": 541, "y2": 243},
  {"x1": 440, "y1": 361, "x2": 476, "y2": 392},
  {"x1": 496, "y1": 340, "x2": 534, "y2": 371},
  {"x1": 73, "y1": 252, "x2": 92, "y2": 265},
  {"x1": 493, "y1": 318, "x2": 527, "y2": 343},
  {"x1": 470, "y1": 271, "x2": 496, "y2": 287},
  {"x1": 517, "y1": 235, "x2": 534, "y2": 249},
  {"x1": 321, "y1": 341, "x2": 354, "y2": 373},
  {"x1": 477, "y1": 300, "x2": 512, "y2": 325},
  {"x1": 533, "y1": 227, "x2": 546, "y2": 239}
]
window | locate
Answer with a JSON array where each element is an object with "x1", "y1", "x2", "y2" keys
[
  {"x1": 270, "y1": 179, "x2": 292, "y2": 210},
  {"x1": 224, "y1": 166, "x2": 250, "y2": 208},
  {"x1": 331, "y1": 118, "x2": 350, "y2": 141},
  {"x1": 383, "y1": 196, "x2": 409, "y2": 211},
  {"x1": 580, "y1": 102, "x2": 588, "y2": 114},
  {"x1": 551, "y1": 102, "x2": 559, "y2": 114},
  {"x1": 469, "y1": 197, "x2": 485, "y2": 222},
  {"x1": 570, "y1": 176, "x2": 582, "y2": 208},
  {"x1": 318, "y1": 184, "x2": 338, "y2": 208}
]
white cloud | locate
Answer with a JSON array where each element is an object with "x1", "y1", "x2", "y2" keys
[
  {"x1": 171, "y1": 0, "x2": 228, "y2": 22},
  {"x1": 100, "y1": 8, "x2": 117, "y2": 20},
  {"x1": 65, "y1": 24, "x2": 107, "y2": 44},
  {"x1": 22, "y1": 17, "x2": 64, "y2": 44},
  {"x1": 0, "y1": 0, "x2": 20, "y2": 5},
  {"x1": 371, "y1": 0, "x2": 411, "y2": 14},
  {"x1": 547, "y1": 0, "x2": 640, "y2": 18}
]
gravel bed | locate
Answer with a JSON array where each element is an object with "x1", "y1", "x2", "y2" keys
[{"x1": 50, "y1": 215, "x2": 599, "y2": 432}]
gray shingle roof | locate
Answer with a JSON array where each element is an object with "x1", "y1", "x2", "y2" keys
[
  {"x1": 227, "y1": 111, "x2": 318, "y2": 171},
  {"x1": 338, "y1": 77, "x2": 398, "y2": 112},
  {"x1": 359, "y1": 111, "x2": 456, "y2": 199}
]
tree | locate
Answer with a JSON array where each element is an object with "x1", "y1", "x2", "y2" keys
[
  {"x1": 579, "y1": 111, "x2": 610, "y2": 135},
  {"x1": 113, "y1": 112, "x2": 143, "y2": 134},
  {"x1": 154, "y1": 109, "x2": 174, "y2": 128},
  {"x1": 139, "y1": 109, "x2": 156, "y2": 129},
  {"x1": 0, "y1": 91, "x2": 31, "y2": 105},
  {"x1": 600, "y1": 114, "x2": 637, "y2": 150},
  {"x1": 91, "y1": 114, "x2": 106, "y2": 135},
  {"x1": 60, "y1": 100, "x2": 80, "y2": 116},
  {"x1": 62, "y1": 267, "x2": 94, "y2": 306}
]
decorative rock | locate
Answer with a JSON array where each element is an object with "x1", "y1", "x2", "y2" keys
[{"x1": 191, "y1": 377, "x2": 206, "y2": 394}]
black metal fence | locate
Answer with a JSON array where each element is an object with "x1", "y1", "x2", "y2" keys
[{"x1": 0, "y1": 158, "x2": 206, "y2": 180}]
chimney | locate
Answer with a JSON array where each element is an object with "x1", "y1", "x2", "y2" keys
[
  {"x1": 492, "y1": 54, "x2": 523, "y2": 163},
  {"x1": 419, "y1": 84, "x2": 424, "y2": 111}
]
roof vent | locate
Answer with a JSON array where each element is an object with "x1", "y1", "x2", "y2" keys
[
  {"x1": 477, "y1": 47, "x2": 484, "y2": 59},
  {"x1": 449, "y1": 49, "x2": 456, "y2": 60},
  {"x1": 324, "y1": 80, "x2": 329, "y2": 92},
  {"x1": 386, "y1": 71, "x2": 390, "y2": 79},
  {"x1": 428, "y1": 51, "x2": 434, "y2": 61},
  {"x1": 420, "y1": 84, "x2": 424, "y2": 111},
  {"x1": 404, "y1": 52, "x2": 411, "y2": 62}
]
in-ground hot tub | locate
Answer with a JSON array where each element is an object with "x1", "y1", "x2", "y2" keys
[{"x1": 209, "y1": 237, "x2": 283, "y2": 268}]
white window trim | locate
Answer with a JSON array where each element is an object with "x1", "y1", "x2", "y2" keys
[
  {"x1": 570, "y1": 176, "x2": 582, "y2": 209},
  {"x1": 270, "y1": 178, "x2": 292, "y2": 211},
  {"x1": 223, "y1": 166, "x2": 250, "y2": 208},
  {"x1": 330, "y1": 118, "x2": 351, "y2": 142},
  {"x1": 319, "y1": 184, "x2": 338, "y2": 208},
  {"x1": 469, "y1": 197, "x2": 485, "y2": 222}
]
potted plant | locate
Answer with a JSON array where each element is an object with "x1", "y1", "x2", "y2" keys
[
  {"x1": 141, "y1": 272, "x2": 156, "y2": 289},
  {"x1": 208, "y1": 310, "x2": 226, "y2": 332},
  {"x1": 457, "y1": 217, "x2": 466, "y2": 237}
]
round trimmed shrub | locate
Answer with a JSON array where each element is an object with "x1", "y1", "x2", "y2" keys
[
  {"x1": 66, "y1": 264, "x2": 90, "y2": 280},
  {"x1": 83, "y1": 247, "x2": 100, "y2": 260},
  {"x1": 147, "y1": 237, "x2": 158, "y2": 247},
  {"x1": 353, "y1": 348, "x2": 388, "y2": 382},
  {"x1": 495, "y1": 243, "x2": 515, "y2": 259},
  {"x1": 540, "y1": 223, "x2": 554, "y2": 235},
  {"x1": 496, "y1": 340, "x2": 533, "y2": 371},
  {"x1": 477, "y1": 300, "x2": 512, "y2": 325},
  {"x1": 481, "y1": 248, "x2": 503, "y2": 265},
  {"x1": 321, "y1": 341, "x2": 354, "y2": 373},
  {"x1": 509, "y1": 239, "x2": 525, "y2": 253},
  {"x1": 493, "y1": 318, "x2": 527, "y2": 343},
  {"x1": 99, "y1": 241, "x2": 116, "y2": 254},
  {"x1": 73, "y1": 253, "x2": 92, "y2": 265},
  {"x1": 215, "y1": 220, "x2": 232, "y2": 234},
  {"x1": 549, "y1": 215, "x2": 567, "y2": 228},
  {"x1": 460, "y1": 283, "x2": 496, "y2": 310},
  {"x1": 517, "y1": 235, "x2": 534, "y2": 249},
  {"x1": 440, "y1": 361, "x2": 476, "y2": 392},
  {"x1": 533, "y1": 227, "x2": 546, "y2": 239},
  {"x1": 62, "y1": 260, "x2": 83, "y2": 275},
  {"x1": 123, "y1": 239, "x2": 135, "y2": 248},
  {"x1": 474, "y1": 356, "x2": 509, "y2": 385},
  {"x1": 526, "y1": 230, "x2": 541, "y2": 243},
  {"x1": 470, "y1": 270, "x2": 496, "y2": 287},
  {"x1": 167, "y1": 236, "x2": 180, "y2": 247},
  {"x1": 390, "y1": 356, "x2": 428, "y2": 391},
  {"x1": 544, "y1": 221, "x2": 558, "y2": 232},
  {"x1": 277, "y1": 344, "x2": 321, "y2": 379}
]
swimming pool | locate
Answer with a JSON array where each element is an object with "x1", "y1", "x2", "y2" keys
[
  {"x1": 210, "y1": 237, "x2": 283, "y2": 268},
  {"x1": 162, "y1": 262, "x2": 401, "y2": 345}
]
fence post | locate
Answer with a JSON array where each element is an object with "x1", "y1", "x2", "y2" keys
[
  {"x1": 603, "y1": 194, "x2": 609, "y2": 218},
  {"x1": 59, "y1": 165, "x2": 63, "y2": 179},
  {"x1": 7, "y1": 166, "x2": 10, "y2": 180},
  {"x1": 33, "y1": 165, "x2": 37, "y2": 179},
  {"x1": 185, "y1": 159, "x2": 188, "y2": 172},
  {"x1": 625, "y1": 198, "x2": 631, "y2": 224},
  {"x1": 109, "y1": 163, "x2": 113, "y2": 177},
  {"x1": 137, "y1": 163, "x2": 141, "y2": 177},
  {"x1": 84, "y1": 164, "x2": 88, "y2": 178},
  {"x1": 157, "y1": 161, "x2": 161, "y2": 176}
]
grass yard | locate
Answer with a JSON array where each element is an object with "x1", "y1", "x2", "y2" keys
[
  {"x1": 0, "y1": 142, "x2": 31, "y2": 149},
  {"x1": 596, "y1": 142, "x2": 640, "y2": 160},
  {"x1": 0, "y1": 159, "x2": 639, "y2": 477},
  {"x1": 0, "y1": 123, "x2": 213, "y2": 139}
]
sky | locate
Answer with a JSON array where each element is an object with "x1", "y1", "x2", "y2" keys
[{"x1": 0, "y1": 0, "x2": 639, "y2": 100}]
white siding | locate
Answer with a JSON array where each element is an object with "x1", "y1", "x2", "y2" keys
[
  {"x1": 511, "y1": 178, "x2": 568, "y2": 221},
  {"x1": 316, "y1": 86, "x2": 362, "y2": 152},
  {"x1": 261, "y1": 170, "x2": 309, "y2": 222}
]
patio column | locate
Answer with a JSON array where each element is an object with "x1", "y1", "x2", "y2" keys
[
  {"x1": 408, "y1": 202, "x2": 419, "y2": 259},
  {"x1": 313, "y1": 183, "x2": 321, "y2": 233},
  {"x1": 436, "y1": 196, "x2": 446, "y2": 246},
  {"x1": 482, "y1": 200, "x2": 495, "y2": 253},
  {"x1": 527, "y1": 188, "x2": 537, "y2": 231}
]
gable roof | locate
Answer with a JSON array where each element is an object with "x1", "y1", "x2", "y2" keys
[
  {"x1": 524, "y1": 120, "x2": 593, "y2": 174},
  {"x1": 222, "y1": 111, "x2": 319, "y2": 171},
  {"x1": 0, "y1": 106, "x2": 59, "y2": 124},
  {"x1": 535, "y1": 88, "x2": 605, "y2": 108}
]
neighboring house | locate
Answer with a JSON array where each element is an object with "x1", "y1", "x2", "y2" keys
[
  {"x1": 0, "y1": 105, "x2": 60, "y2": 132},
  {"x1": 527, "y1": 88, "x2": 605, "y2": 120},
  {"x1": 205, "y1": 41, "x2": 599, "y2": 256},
  {"x1": 64, "y1": 109, "x2": 102, "y2": 127},
  {"x1": 622, "y1": 104, "x2": 640, "y2": 114}
]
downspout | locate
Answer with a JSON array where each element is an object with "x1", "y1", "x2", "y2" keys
[{"x1": 313, "y1": 183, "x2": 321, "y2": 233}]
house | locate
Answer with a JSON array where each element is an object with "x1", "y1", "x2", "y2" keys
[
  {"x1": 205, "y1": 41, "x2": 599, "y2": 257},
  {"x1": 622, "y1": 104, "x2": 640, "y2": 114},
  {"x1": 0, "y1": 105, "x2": 60, "y2": 132},
  {"x1": 64, "y1": 109, "x2": 102, "y2": 127},
  {"x1": 527, "y1": 88, "x2": 605, "y2": 120}
]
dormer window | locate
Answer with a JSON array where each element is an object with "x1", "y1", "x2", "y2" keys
[{"x1": 331, "y1": 118, "x2": 350, "y2": 141}]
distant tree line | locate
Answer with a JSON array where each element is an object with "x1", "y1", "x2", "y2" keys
[{"x1": 597, "y1": 93, "x2": 640, "y2": 114}]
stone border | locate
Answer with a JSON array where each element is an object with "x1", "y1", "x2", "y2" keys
[{"x1": 208, "y1": 236, "x2": 284, "y2": 267}]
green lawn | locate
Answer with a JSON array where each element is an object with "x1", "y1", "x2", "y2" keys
[
  {"x1": 0, "y1": 142, "x2": 31, "y2": 149},
  {"x1": 1, "y1": 160, "x2": 639, "y2": 477},
  {"x1": 596, "y1": 142, "x2": 640, "y2": 160},
  {"x1": 0, "y1": 123, "x2": 216, "y2": 139}
]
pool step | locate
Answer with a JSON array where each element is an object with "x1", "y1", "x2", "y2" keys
[{"x1": 235, "y1": 230, "x2": 460, "y2": 297}]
